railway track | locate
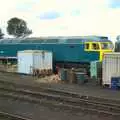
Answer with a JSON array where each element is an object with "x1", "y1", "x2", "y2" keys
[
  {"x1": 0, "y1": 80, "x2": 120, "y2": 118},
  {"x1": 0, "y1": 111, "x2": 31, "y2": 120},
  {"x1": 0, "y1": 79, "x2": 120, "y2": 104}
]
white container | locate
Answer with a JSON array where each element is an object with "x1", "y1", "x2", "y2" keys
[
  {"x1": 17, "y1": 50, "x2": 53, "y2": 74},
  {"x1": 102, "y1": 52, "x2": 120, "y2": 85}
]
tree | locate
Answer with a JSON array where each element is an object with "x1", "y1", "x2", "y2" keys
[
  {"x1": 7, "y1": 17, "x2": 32, "y2": 38},
  {"x1": 23, "y1": 29, "x2": 32, "y2": 37},
  {"x1": 0, "y1": 28, "x2": 4, "y2": 39}
]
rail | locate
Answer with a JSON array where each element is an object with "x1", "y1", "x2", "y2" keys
[
  {"x1": 0, "y1": 111, "x2": 31, "y2": 120},
  {"x1": 0, "y1": 81, "x2": 120, "y2": 117}
]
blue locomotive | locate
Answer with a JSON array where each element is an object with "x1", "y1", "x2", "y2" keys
[{"x1": 0, "y1": 36, "x2": 114, "y2": 68}]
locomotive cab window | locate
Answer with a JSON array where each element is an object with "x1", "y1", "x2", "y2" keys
[
  {"x1": 101, "y1": 42, "x2": 114, "y2": 50},
  {"x1": 92, "y1": 43, "x2": 100, "y2": 50},
  {"x1": 85, "y1": 43, "x2": 90, "y2": 50}
]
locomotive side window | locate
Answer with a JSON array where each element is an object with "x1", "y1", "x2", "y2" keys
[
  {"x1": 92, "y1": 43, "x2": 99, "y2": 50},
  {"x1": 85, "y1": 43, "x2": 89, "y2": 50}
]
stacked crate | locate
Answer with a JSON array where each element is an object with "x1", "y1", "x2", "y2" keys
[
  {"x1": 75, "y1": 72, "x2": 86, "y2": 84},
  {"x1": 66, "y1": 69, "x2": 76, "y2": 84},
  {"x1": 59, "y1": 68, "x2": 88, "y2": 84}
]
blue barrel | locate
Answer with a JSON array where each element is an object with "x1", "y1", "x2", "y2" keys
[
  {"x1": 111, "y1": 77, "x2": 120, "y2": 90},
  {"x1": 75, "y1": 72, "x2": 86, "y2": 84},
  {"x1": 59, "y1": 68, "x2": 67, "y2": 81}
]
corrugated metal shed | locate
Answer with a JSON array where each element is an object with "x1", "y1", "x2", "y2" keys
[
  {"x1": 17, "y1": 50, "x2": 53, "y2": 74},
  {"x1": 102, "y1": 52, "x2": 120, "y2": 86}
]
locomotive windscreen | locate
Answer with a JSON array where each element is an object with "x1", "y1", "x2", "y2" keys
[{"x1": 101, "y1": 42, "x2": 114, "y2": 50}]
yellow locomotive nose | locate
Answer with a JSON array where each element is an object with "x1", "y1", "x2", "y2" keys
[
  {"x1": 99, "y1": 42, "x2": 114, "y2": 61},
  {"x1": 100, "y1": 50, "x2": 113, "y2": 61}
]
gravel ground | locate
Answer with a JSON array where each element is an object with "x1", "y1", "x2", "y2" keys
[{"x1": 0, "y1": 97, "x2": 118, "y2": 120}]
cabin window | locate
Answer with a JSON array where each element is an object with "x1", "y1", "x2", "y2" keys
[
  {"x1": 85, "y1": 43, "x2": 89, "y2": 50},
  {"x1": 92, "y1": 43, "x2": 99, "y2": 50},
  {"x1": 101, "y1": 42, "x2": 113, "y2": 50}
]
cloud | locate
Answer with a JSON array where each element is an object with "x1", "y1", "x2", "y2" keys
[
  {"x1": 29, "y1": 0, "x2": 111, "y2": 36},
  {"x1": 39, "y1": 11, "x2": 61, "y2": 20}
]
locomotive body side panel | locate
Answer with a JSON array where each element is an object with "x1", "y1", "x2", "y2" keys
[{"x1": 0, "y1": 43, "x2": 99, "y2": 63}]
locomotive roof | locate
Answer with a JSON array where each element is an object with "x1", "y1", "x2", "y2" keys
[{"x1": 0, "y1": 36, "x2": 111, "y2": 44}]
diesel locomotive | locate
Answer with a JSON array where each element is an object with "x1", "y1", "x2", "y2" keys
[{"x1": 0, "y1": 36, "x2": 114, "y2": 69}]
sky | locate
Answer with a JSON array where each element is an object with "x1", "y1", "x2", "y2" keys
[{"x1": 0, "y1": 0, "x2": 120, "y2": 42}]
